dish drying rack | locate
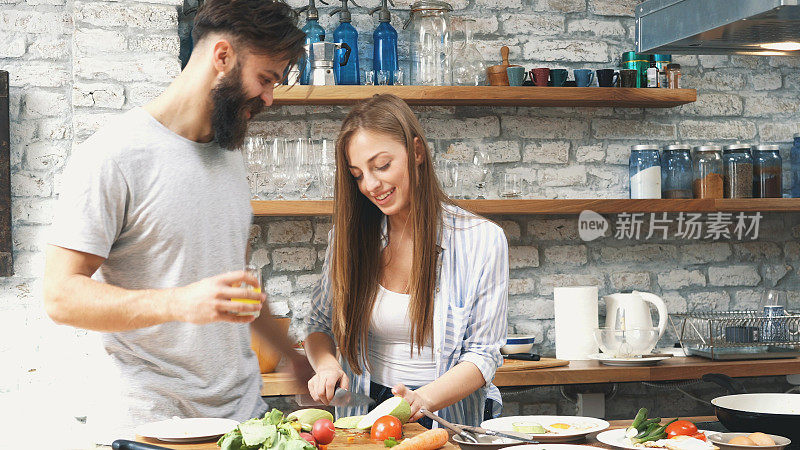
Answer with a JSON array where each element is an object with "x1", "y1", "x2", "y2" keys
[{"x1": 669, "y1": 310, "x2": 800, "y2": 360}]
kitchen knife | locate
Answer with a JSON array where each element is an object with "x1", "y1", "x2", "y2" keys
[
  {"x1": 295, "y1": 387, "x2": 375, "y2": 407},
  {"x1": 111, "y1": 440, "x2": 172, "y2": 450},
  {"x1": 461, "y1": 425, "x2": 540, "y2": 444}
]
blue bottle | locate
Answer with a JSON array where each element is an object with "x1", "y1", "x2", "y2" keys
[
  {"x1": 330, "y1": 0, "x2": 360, "y2": 85},
  {"x1": 370, "y1": 0, "x2": 398, "y2": 85},
  {"x1": 298, "y1": 0, "x2": 327, "y2": 86},
  {"x1": 792, "y1": 133, "x2": 800, "y2": 197}
]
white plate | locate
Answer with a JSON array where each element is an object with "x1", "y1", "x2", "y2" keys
[
  {"x1": 596, "y1": 428, "x2": 719, "y2": 450},
  {"x1": 587, "y1": 354, "x2": 671, "y2": 366},
  {"x1": 136, "y1": 417, "x2": 239, "y2": 443},
  {"x1": 511, "y1": 445, "x2": 599, "y2": 450},
  {"x1": 481, "y1": 416, "x2": 610, "y2": 443}
]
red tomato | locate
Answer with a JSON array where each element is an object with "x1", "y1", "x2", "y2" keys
[
  {"x1": 371, "y1": 416, "x2": 403, "y2": 441},
  {"x1": 300, "y1": 432, "x2": 317, "y2": 447},
  {"x1": 691, "y1": 433, "x2": 707, "y2": 442},
  {"x1": 312, "y1": 419, "x2": 336, "y2": 445},
  {"x1": 666, "y1": 421, "x2": 698, "y2": 438}
]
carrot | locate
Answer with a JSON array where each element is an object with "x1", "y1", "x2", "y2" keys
[{"x1": 394, "y1": 428, "x2": 449, "y2": 450}]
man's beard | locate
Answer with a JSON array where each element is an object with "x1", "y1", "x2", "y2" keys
[{"x1": 210, "y1": 63, "x2": 265, "y2": 150}]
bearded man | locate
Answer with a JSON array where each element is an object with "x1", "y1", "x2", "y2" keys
[{"x1": 42, "y1": 0, "x2": 312, "y2": 437}]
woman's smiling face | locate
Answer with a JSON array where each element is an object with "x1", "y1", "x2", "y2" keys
[{"x1": 346, "y1": 129, "x2": 414, "y2": 217}]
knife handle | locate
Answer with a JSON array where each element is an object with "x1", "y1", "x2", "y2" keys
[
  {"x1": 111, "y1": 439, "x2": 172, "y2": 450},
  {"x1": 504, "y1": 353, "x2": 540, "y2": 361}
]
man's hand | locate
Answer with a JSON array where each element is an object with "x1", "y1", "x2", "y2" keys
[
  {"x1": 392, "y1": 384, "x2": 433, "y2": 422},
  {"x1": 307, "y1": 362, "x2": 349, "y2": 404},
  {"x1": 169, "y1": 271, "x2": 264, "y2": 324}
]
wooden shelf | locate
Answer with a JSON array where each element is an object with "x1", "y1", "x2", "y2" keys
[
  {"x1": 260, "y1": 356, "x2": 800, "y2": 395},
  {"x1": 271, "y1": 86, "x2": 696, "y2": 108},
  {"x1": 251, "y1": 199, "x2": 800, "y2": 216}
]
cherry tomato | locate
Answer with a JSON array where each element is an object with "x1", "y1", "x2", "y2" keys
[
  {"x1": 666, "y1": 420, "x2": 698, "y2": 438},
  {"x1": 312, "y1": 419, "x2": 336, "y2": 446},
  {"x1": 691, "y1": 433, "x2": 707, "y2": 442},
  {"x1": 371, "y1": 415, "x2": 403, "y2": 441}
]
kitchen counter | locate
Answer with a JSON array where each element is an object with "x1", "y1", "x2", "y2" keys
[
  {"x1": 261, "y1": 357, "x2": 800, "y2": 395},
  {"x1": 130, "y1": 416, "x2": 722, "y2": 449}
]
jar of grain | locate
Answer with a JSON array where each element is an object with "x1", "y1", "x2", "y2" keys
[
  {"x1": 693, "y1": 144, "x2": 723, "y2": 198},
  {"x1": 753, "y1": 144, "x2": 782, "y2": 198},
  {"x1": 722, "y1": 142, "x2": 753, "y2": 198}
]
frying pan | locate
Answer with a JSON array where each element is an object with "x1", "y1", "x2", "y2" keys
[{"x1": 703, "y1": 374, "x2": 799, "y2": 443}]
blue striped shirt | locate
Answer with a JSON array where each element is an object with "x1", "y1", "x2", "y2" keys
[{"x1": 306, "y1": 204, "x2": 509, "y2": 427}]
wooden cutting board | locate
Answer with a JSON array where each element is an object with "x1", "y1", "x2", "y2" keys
[
  {"x1": 496, "y1": 357, "x2": 570, "y2": 372},
  {"x1": 137, "y1": 423, "x2": 457, "y2": 450}
]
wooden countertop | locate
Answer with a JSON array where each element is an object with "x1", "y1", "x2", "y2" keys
[{"x1": 262, "y1": 357, "x2": 800, "y2": 396}]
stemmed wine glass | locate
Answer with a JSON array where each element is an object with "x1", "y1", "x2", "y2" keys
[
  {"x1": 243, "y1": 137, "x2": 266, "y2": 199},
  {"x1": 269, "y1": 138, "x2": 291, "y2": 200},
  {"x1": 472, "y1": 150, "x2": 491, "y2": 199},
  {"x1": 293, "y1": 138, "x2": 315, "y2": 199}
]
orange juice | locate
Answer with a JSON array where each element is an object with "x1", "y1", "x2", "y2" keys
[{"x1": 234, "y1": 264, "x2": 262, "y2": 316}]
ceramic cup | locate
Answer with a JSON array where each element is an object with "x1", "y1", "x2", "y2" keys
[
  {"x1": 574, "y1": 69, "x2": 594, "y2": 87},
  {"x1": 506, "y1": 66, "x2": 526, "y2": 86},
  {"x1": 619, "y1": 69, "x2": 639, "y2": 88},
  {"x1": 530, "y1": 68, "x2": 550, "y2": 87},
  {"x1": 596, "y1": 68, "x2": 618, "y2": 87},
  {"x1": 550, "y1": 69, "x2": 568, "y2": 87}
]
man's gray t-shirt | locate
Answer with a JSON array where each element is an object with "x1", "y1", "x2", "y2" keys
[{"x1": 49, "y1": 107, "x2": 266, "y2": 430}]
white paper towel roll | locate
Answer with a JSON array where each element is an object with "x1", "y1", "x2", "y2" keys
[{"x1": 554, "y1": 286, "x2": 599, "y2": 360}]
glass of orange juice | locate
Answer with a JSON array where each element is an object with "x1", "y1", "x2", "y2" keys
[{"x1": 232, "y1": 264, "x2": 262, "y2": 317}]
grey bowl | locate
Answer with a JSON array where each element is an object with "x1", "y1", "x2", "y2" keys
[{"x1": 708, "y1": 432, "x2": 791, "y2": 450}]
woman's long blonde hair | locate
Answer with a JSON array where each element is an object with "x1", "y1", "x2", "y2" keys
[{"x1": 331, "y1": 94, "x2": 450, "y2": 374}]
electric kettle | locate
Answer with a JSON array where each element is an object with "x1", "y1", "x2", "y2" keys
[{"x1": 603, "y1": 291, "x2": 668, "y2": 337}]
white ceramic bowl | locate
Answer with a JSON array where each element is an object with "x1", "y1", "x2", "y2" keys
[{"x1": 501, "y1": 335, "x2": 536, "y2": 355}]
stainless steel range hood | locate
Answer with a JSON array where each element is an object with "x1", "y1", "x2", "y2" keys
[{"x1": 636, "y1": 0, "x2": 800, "y2": 55}]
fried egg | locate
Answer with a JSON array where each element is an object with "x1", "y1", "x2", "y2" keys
[{"x1": 544, "y1": 422, "x2": 597, "y2": 434}]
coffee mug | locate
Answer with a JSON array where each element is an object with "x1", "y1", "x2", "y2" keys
[
  {"x1": 550, "y1": 69, "x2": 568, "y2": 87},
  {"x1": 506, "y1": 66, "x2": 526, "y2": 86},
  {"x1": 619, "y1": 69, "x2": 639, "y2": 88},
  {"x1": 596, "y1": 69, "x2": 618, "y2": 87},
  {"x1": 574, "y1": 69, "x2": 594, "y2": 87},
  {"x1": 530, "y1": 68, "x2": 550, "y2": 87}
]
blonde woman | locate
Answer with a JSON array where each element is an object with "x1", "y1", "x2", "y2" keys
[{"x1": 304, "y1": 94, "x2": 508, "y2": 428}]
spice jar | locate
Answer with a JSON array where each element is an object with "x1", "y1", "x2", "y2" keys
[
  {"x1": 693, "y1": 144, "x2": 723, "y2": 198},
  {"x1": 753, "y1": 144, "x2": 782, "y2": 198},
  {"x1": 629, "y1": 145, "x2": 661, "y2": 199},
  {"x1": 661, "y1": 143, "x2": 692, "y2": 199},
  {"x1": 665, "y1": 63, "x2": 681, "y2": 89},
  {"x1": 722, "y1": 142, "x2": 753, "y2": 198}
]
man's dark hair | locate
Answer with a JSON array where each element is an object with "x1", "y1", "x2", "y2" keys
[{"x1": 192, "y1": 0, "x2": 305, "y2": 67}]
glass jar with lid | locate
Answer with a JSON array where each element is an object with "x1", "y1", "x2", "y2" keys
[
  {"x1": 629, "y1": 145, "x2": 661, "y2": 199},
  {"x1": 693, "y1": 144, "x2": 723, "y2": 198},
  {"x1": 661, "y1": 143, "x2": 692, "y2": 199},
  {"x1": 722, "y1": 142, "x2": 753, "y2": 198},
  {"x1": 406, "y1": 0, "x2": 453, "y2": 86},
  {"x1": 791, "y1": 133, "x2": 800, "y2": 197},
  {"x1": 753, "y1": 144, "x2": 782, "y2": 198}
]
